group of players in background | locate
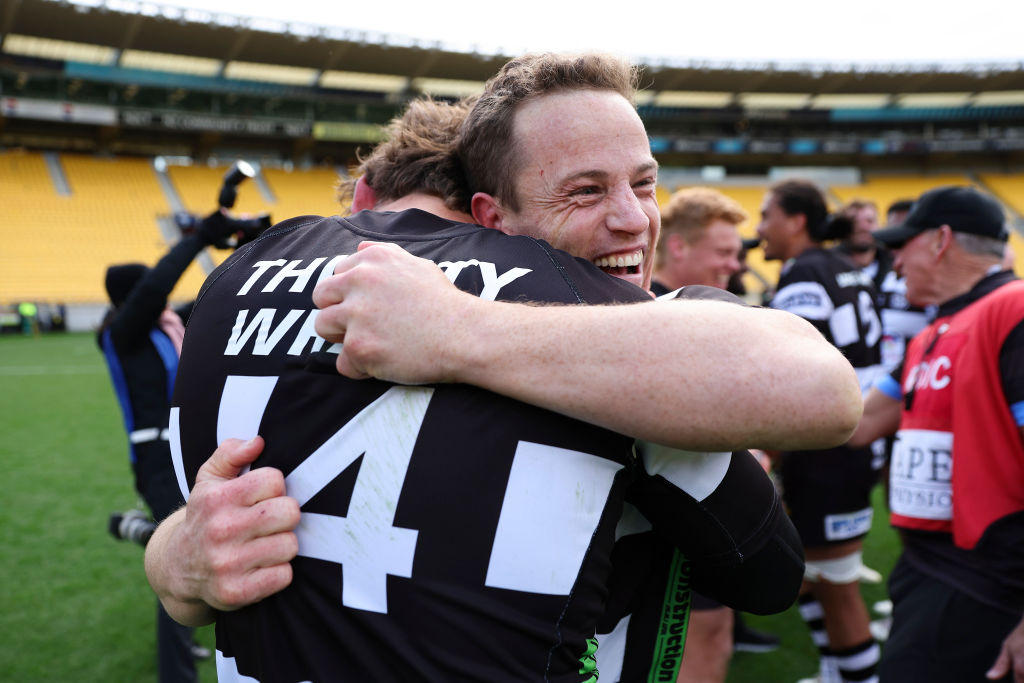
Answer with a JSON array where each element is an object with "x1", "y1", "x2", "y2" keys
[{"x1": 98, "y1": 51, "x2": 1024, "y2": 683}]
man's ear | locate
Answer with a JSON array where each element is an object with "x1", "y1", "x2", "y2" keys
[
  {"x1": 934, "y1": 225, "x2": 955, "y2": 260},
  {"x1": 351, "y1": 176, "x2": 378, "y2": 213},
  {"x1": 471, "y1": 192, "x2": 508, "y2": 232},
  {"x1": 666, "y1": 233, "x2": 687, "y2": 260}
]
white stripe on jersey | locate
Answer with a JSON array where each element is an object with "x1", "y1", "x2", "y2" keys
[{"x1": 771, "y1": 281, "x2": 834, "y2": 321}]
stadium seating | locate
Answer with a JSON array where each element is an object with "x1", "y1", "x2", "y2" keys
[{"x1": 0, "y1": 152, "x2": 348, "y2": 305}]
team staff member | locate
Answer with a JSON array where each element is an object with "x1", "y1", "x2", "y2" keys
[
  {"x1": 99, "y1": 212, "x2": 237, "y2": 682},
  {"x1": 852, "y1": 186, "x2": 1024, "y2": 683},
  {"x1": 757, "y1": 179, "x2": 884, "y2": 683}
]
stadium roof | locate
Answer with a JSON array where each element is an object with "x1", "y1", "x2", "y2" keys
[{"x1": 4, "y1": 0, "x2": 1024, "y2": 95}]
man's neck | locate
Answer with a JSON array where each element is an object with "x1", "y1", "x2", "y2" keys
[
  {"x1": 935, "y1": 255, "x2": 1003, "y2": 306},
  {"x1": 376, "y1": 193, "x2": 473, "y2": 223}
]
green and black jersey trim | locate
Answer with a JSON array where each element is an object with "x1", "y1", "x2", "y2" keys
[
  {"x1": 647, "y1": 549, "x2": 692, "y2": 683},
  {"x1": 578, "y1": 636, "x2": 599, "y2": 682}
]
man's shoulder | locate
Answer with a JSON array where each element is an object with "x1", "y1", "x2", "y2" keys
[{"x1": 972, "y1": 277, "x2": 1024, "y2": 321}]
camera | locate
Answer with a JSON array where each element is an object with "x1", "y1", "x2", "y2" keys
[
  {"x1": 108, "y1": 509, "x2": 157, "y2": 547},
  {"x1": 172, "y1": 160, "x2": 272, "y2": 249},
  {"x1": 218, "y1": 160, "x2": 256, "y2": 210}
]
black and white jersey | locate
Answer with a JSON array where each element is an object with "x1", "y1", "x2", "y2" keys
[
  {"x1": 170, "y1": 210, "x2": 652, "y2": 683},
  {"x1": 595, "y1": 284, "x2": 805, "y2": 681},
  {"x1": 875, "y1": 268, "x2": 931, "y2": 374},
  {"x1": 771, "y1": 247, "x2": 883, "y2": 392}
]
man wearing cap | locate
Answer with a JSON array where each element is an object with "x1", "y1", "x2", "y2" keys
[{"x1": 853, "y1": 185, "x2": 1024, "y2": 682}]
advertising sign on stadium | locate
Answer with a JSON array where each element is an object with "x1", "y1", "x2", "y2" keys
[
  {"x1": 120, "y1": 110, "x2": 311, "y2": 137},
  {"x1": 1, "y1": 97, "x2": 117, "y2": 126},
  {"x1": 312, "y1": 121, "x2": 387, "y2": 143}
]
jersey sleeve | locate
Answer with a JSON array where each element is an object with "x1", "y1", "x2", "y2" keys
[
  {"x1": 876, "y1": 362, "x2": 904, "y2": 401},
  {"x1": 770, "y1": 260, "x2": 833, "y2": 337},
  {"x1": 628, "y1": 445, "x2": 804, "y2": 614}
]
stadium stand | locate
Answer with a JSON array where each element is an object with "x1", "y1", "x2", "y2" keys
[{"x1": 2, "y1": 0, "x2": 1023, "y2": 324}]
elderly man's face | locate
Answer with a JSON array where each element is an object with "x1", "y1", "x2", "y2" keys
[
  {"x1": 497, "y1": 90, "x2": 660, "y2": 290},
  {"x1": 892, "y1": 229, "x2": 940, "y2": 307}
]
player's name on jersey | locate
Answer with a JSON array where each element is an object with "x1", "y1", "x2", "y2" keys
[{"x1": 223, "y1": 254, "x2": 533, "y2": 358}]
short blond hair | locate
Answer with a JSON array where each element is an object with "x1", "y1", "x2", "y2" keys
[{"x1": 659, "y1": 187, "x2": 747, "y2": 250}]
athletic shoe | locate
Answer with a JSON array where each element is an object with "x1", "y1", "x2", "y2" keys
[
  {"x1": 870, "y1": 617, "x2": 892, "y2": 642},
  {"x1": 872, "y1": 599, "x2": 893, "y2": 616},
  {"x1": 858, "y1": 563, "x2": 884, "y2": 584}
]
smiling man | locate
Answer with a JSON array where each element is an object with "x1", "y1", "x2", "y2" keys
[
  {"x1": 651, "y1": 186, "x2": 746, "y2": 294},
  {"x1": 148, "y1": 54, "x2": 859, "y2": 683}
]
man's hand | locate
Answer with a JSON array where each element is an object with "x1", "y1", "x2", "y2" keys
[
  {"x1": 988, "y1": 615, "x2": 1024, "y2": 682},
  {"x1": 312, "y1": 241, "x2": 477, "y2": 383},
  {"x1": 145, "y1": 437, "x2": 300, "y2": 626}
]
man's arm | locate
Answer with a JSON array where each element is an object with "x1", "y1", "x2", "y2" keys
[
  {"x1": 145, "y1": 437, "x2": 300, "y2": 627},
  {"x1": 847, "y1": 386, "x2": 902, "y2": 448},
  {"x1": 312, "y1": 242, "x2": 863, "y2": 452}
]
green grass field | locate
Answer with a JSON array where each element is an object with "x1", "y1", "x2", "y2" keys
[{"x1": 0, "y1": 331, "x2": 900, "y2": 682}]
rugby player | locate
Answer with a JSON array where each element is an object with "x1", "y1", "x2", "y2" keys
[
  {"x1": 757, "y1": 179, "x2": 884, "y2": 683},
  {"x1": 148, "y1": 54, "x2": 860, "y2": 682}
]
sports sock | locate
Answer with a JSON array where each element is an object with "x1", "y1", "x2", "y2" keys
[
  {"x1": 798, "y1": 593, "x2": 840, "y2": 683},
  {"x1": 833, "y1": 637, "x2": 879, "y2": 683}
]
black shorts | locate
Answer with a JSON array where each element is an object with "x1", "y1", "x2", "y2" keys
[
  {"x1": 778, "y1": 445, "x2": 878, "y2": 548},
  {"x1": 880, "y1": 557, "x2": 1019, "y2": 683}
]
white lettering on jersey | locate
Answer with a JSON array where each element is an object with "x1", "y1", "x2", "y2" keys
[
  {"x1": 485, "y1": 441, "x2": 622, "y2": 595},
  {"x1": 904, "y1": 356, "x2": 952, "y2": 394},
  {"x1": 237, "y1": 256, "x2": 531, "y2": 303},
  {"x1": 237, "y1": 259, "x2": 287, "y2": 296},
  {"x1": 169, "y1": 374, "x2": 279, "y2": 501},
  {"x1": 224, "y1": 309, "x2": 306, "y2": 356},
  {"x1": 772, "y1": 281, "x2": 833, "y2": 320},
  {"x1": 262, "y1": 258, "x2": 327, "y2": 294},
  {"x1": 169, "y1": 408, "x2": 187, "y2": 500},
  {"x1": 889, "y1": 429, "x2": 954, "y2": 520},
  {"x1": 832, "y1": 291, "x2": 882, "y2": 349},
  {"x1": 287, "y1": 387, "x2": 432, "y2": 614},
  {"x1": 824, "y1": 507, "x2": 873, "y2": 541},
  {"x1": 835, "y1": 270, "x2": 873, "y2": 288},
  {"x1": 437, "y1": 259, "x2": 532, "y2": 302},
  {"x1": 216, "y1": 375, "x2": 279, "y2": 446}
]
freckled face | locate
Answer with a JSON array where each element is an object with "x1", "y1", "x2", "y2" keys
[{"x1": 498, "y1": 90, "x2": 660, "y2": 290}]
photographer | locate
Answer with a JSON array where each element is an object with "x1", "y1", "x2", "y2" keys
[{"x1": 99, "y1": 164, "x2": 268, "y2": 683}]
